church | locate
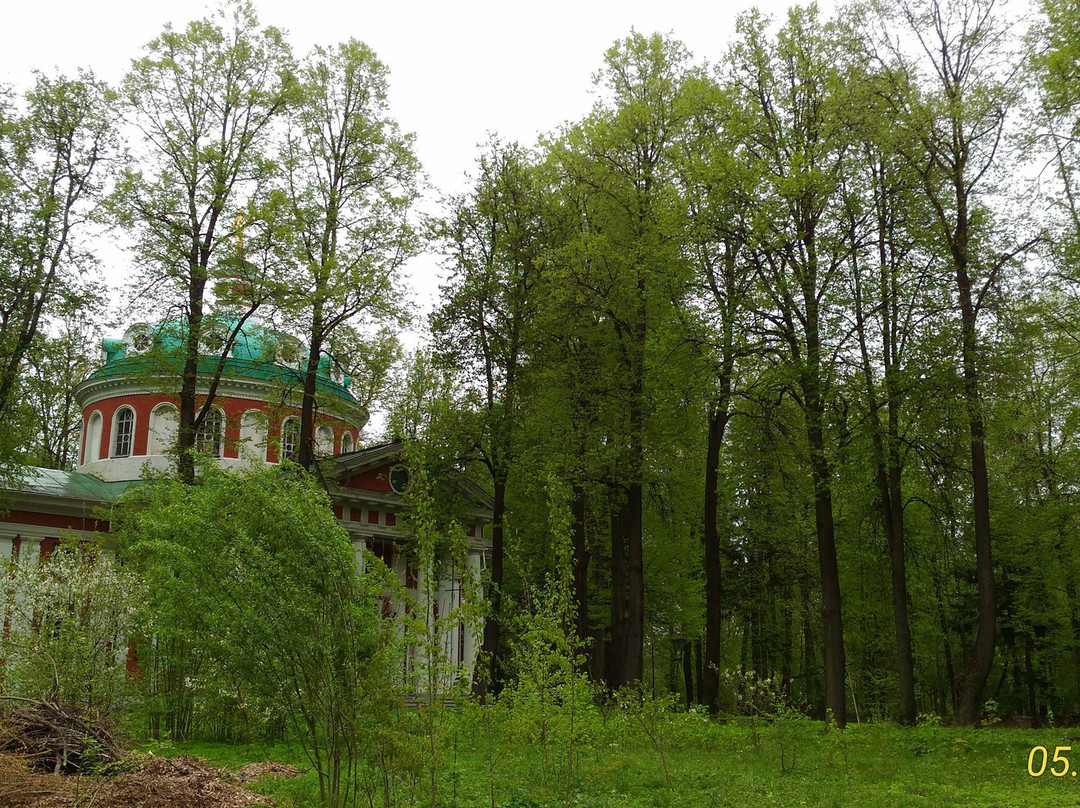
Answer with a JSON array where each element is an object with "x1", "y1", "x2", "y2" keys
[{"x1": 0, "y1": 319, "x2": 492, "y2": 678}]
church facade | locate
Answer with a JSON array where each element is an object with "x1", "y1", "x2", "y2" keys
[{"x1": 0, "y1": 320, "x2": 491, "y2": 679}]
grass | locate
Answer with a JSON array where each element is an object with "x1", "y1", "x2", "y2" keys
[{"x1": 155, "y1": 714, "x2": 1080, "y2": 807}]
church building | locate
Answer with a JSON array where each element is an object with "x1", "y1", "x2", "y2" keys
[{"x1": 0, "y1": 319, "x2": 491, "y2": 679}]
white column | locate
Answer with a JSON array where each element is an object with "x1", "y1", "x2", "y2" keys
[{"x1": 462, "y1": 549, "x2": 483, "y2": 676}]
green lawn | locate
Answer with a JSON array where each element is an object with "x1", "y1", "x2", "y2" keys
[{"x1": 159, "y1": 716, "x2": 1080, "y2": 807}]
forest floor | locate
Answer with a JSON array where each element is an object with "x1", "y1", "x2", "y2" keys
[{"x1": 157, "y1": 717, "x2": 1080, "y2": 808}]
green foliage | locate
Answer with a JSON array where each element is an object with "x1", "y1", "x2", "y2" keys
[
  {"x1": 113, "y1": 462, "x2": 388, "y2": 807},
  {"x1": 0, "y1": 68, "x2": 112, "y2": 488},
  {"x1": 0, "y1": 541, "x2": 144, "y2": 717},
  {"x1": 172, "y1": 719, "x2": 1080, "y2": 808},
  {"x1": 276, "y1": 37, "x2": 419, "y2": 467},
  {"x1": 18, "y1": 325, "x2": 99, "y2": 470}
]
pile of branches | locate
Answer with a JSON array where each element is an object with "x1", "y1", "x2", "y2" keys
[{"x1": 0, "y1": 698, "x2": 126, "y2": 775}]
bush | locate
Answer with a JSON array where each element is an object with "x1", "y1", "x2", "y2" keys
[
  {"x1": 114, "y1": 462, "x2": 390, "y2": 807},
  {"x1": 0, "y1": 541, "x2": 144, "y2": 717}
]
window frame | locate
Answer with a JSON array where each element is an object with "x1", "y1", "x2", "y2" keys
[
  {"x1": 112, "y1": 407, "x2": 136, "y2": 458},
  {"x1": 195, "y1": 407, "x2": 225, "y2": 457},
  {"x1": 281, "y1": 417, "x2": 300, "y2": 463}
]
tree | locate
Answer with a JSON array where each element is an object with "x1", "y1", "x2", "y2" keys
[
  {"x1": 877, "y1": 0, "x2": 1033, "y2": 724},
  {"x1": 672, "y1": 70, "x2": 761, "y2": 712},
  {"x1": 835, "y1": 50, "x2": 948, "y2": 724},
  {"x1": 432, "y1": 138, "x2": 546, "y2": 697},
  {"x1": 0, "y1": 70, "x2": 112, "y2": 480},
  {"x1": 550, "y1": 31, "x2": 692, "y2": 688},
  {"x1": 115, "y1": 0, "x2": 294, "y2": 483},
  {"x1": 20, "y1": 325, "x2": 99, "y2": 470},
  {"x1": 115, "y1": 464, "x2": 386, "y2": 807},
  {"x1": 726, "y1": 6, "x2": 858, "y2": 724},
  {"x1": 279, "y1": 39, "x2": 419, "y2": 470},
  {"x1": 1, "y1": 541, "x2": 145, "y2": 717}
]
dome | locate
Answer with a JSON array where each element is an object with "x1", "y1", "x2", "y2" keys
[
  {"x1": 94, "y1": 318, "x2": 356, "y2": 403},
  {"x1": 74, "y1": 317, "x2": 368, "y2": 481}
]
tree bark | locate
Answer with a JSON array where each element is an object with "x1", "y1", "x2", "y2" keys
[
  {"x1": 474, "y1": 476, "x2": 506, "y2": 699},
  {"x1": 808, "y1": 411, "x2": 846, "y2": 727},
  {"x1": 953, "y1": 235, "x2": 996, "y2": 725},
  {"x1": 606, "y1": 498, "x2": 628, "y2": 690},
  {"x1": 176, "y1": 273, "x2": 207, "y2": 486},
  {"x1": 571, "y1": 486, "x2": 591, "y2": 664},
  {"x1": 701, "y1": 399, "x2": 731, "y2": 712},
  {"x1": 803, "y1": 277, "x2": 846, "y2": 727},
  {"x1": 297, "y1": 325, "x2": 324, "y2": 470}
]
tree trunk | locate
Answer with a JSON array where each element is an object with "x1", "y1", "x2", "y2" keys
[
  {"x1": 297, "y1": 329, "x2": 324, "y2": 470},
  {"x1": 474, "y1": 476, "x2": 506, "y2": 699},
  {"x1": 953, "y1": 246, "x2": 996, "y2": 725},
  {"x1": 571, "y1": 486, "x2": 591, "y2": 666},
  {"x1": 883, "y1": 452, "x2": 917, "y2": 724},
  {"x1": 803, "y1": 355, "x2": 846, "y2": 726},
  {"x1": 176, "y1": 277, "x2": 206, "y2": 486},
  {"x1": 606, "y1": 498, "x2": 628, "y2": 690},
  {"x1": 702, "y1": 398, "x2": 731, "y2": 712}
]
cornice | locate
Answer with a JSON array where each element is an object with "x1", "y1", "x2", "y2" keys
[{"x1": 75, "y1": 373, "x2": 368, "y2": 428}]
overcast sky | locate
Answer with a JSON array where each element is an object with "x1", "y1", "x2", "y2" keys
[{"x1": 3, "y1": 0, "x2": 827, "y2": 319}]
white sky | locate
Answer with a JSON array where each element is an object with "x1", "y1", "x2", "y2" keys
[
  {"x1": 0, "y1": 1, "x2": 832, "y2": 193},
  {"x1": 0, "y1": 0, "x2": 834, "y2": 318}
]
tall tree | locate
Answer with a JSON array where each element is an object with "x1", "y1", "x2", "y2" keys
[
  {"x1": 281, "y1": 39, "x2": 419, "y2": 470},
  {"x1": 116, "y1": 0, "x2": 293, "y2": 483},
  {"x1": 549, "y1": 32, "x2": 691, "y2": 687},
  {"x1": 726, "y1": 6, "x2": 857, "y2": 724},
  {"x1": 673, "y1": 72, "x2": 760, "y2": 711},
  {"x1": 840, "y1": 57, "x2": 942, "y2": 724},
  {"x1": 432, "y1": 139, "x2": 545, "y2": 697},
  {"x1": 0, "y1": 70, "x2": 112, "y2": 476},
  {"x1": 879, "y1": 0, "x2": 1033, "y2": 723}
]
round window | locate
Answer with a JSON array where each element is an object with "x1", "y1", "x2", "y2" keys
[{"x1": 389, "y1": 465, "x2": 410, "y2": 495}]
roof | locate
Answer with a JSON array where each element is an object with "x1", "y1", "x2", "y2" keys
[
  {"x1": 11, "y1": 467, "x2": 137, "y2": 502},
  {"x1": 329, "y1": 440, "x2": 406, "y2": 477},
  {"x1": 89, "y1": 318, "x2": 361, "y2": 407},
  {"x1": 88, "y1": 355, "x2": 357, "y2": 401},
  {"x1": 327, "y1": 440, "x2": 496, "y2": 511}
]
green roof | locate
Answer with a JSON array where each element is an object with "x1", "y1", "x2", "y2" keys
[
  {"x1": 89, "y1": 355, "x2": 358, "y2": 402},
  {"x1": 14, "y1": 467, "x2": 136, "y2": 502},
  {"x1": 92, "y1": 318, "x2": 361, "y2": 407}
]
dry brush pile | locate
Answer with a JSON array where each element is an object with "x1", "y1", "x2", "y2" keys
[{"x1": 0, "y1": 699, "x2": 299, "y2": 808}]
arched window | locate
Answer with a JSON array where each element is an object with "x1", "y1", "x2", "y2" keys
[
  {"x1": 315, "y1": 424, "x2": 334, "y2": 457},
  {"x1": 340, "y1": 431, "x2": 354, "y2": 454},
  {"x1": 148, "y1": 404, "x2": 178, "y2": 455},
  {"x1": 112, "y1": 407, "x2": 135, "y2": 458},
  {"x1": 83, "y1": 411, "x2": 103, "y2": 464},
  {"x1": 281, "y1": 418, "x2": 299, "y2": 463},
  {"x1": 196, "y1": 408, "x2": 225, "y2": 457},
  {"x1": 239, "y1": 410, "x2": 267, "y2": 462}
]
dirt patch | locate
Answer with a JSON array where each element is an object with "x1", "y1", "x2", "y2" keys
[
  {"x1": 234, "y1": 761, "x2": 300, "y2": 781},
  {"x1": 0, "y1": 753, "x2": 278, "y2": 808}
]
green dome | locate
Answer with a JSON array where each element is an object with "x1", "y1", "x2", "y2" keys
[{"x1": 93, "y1": 318, "x2": 358, "y2": 405}]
